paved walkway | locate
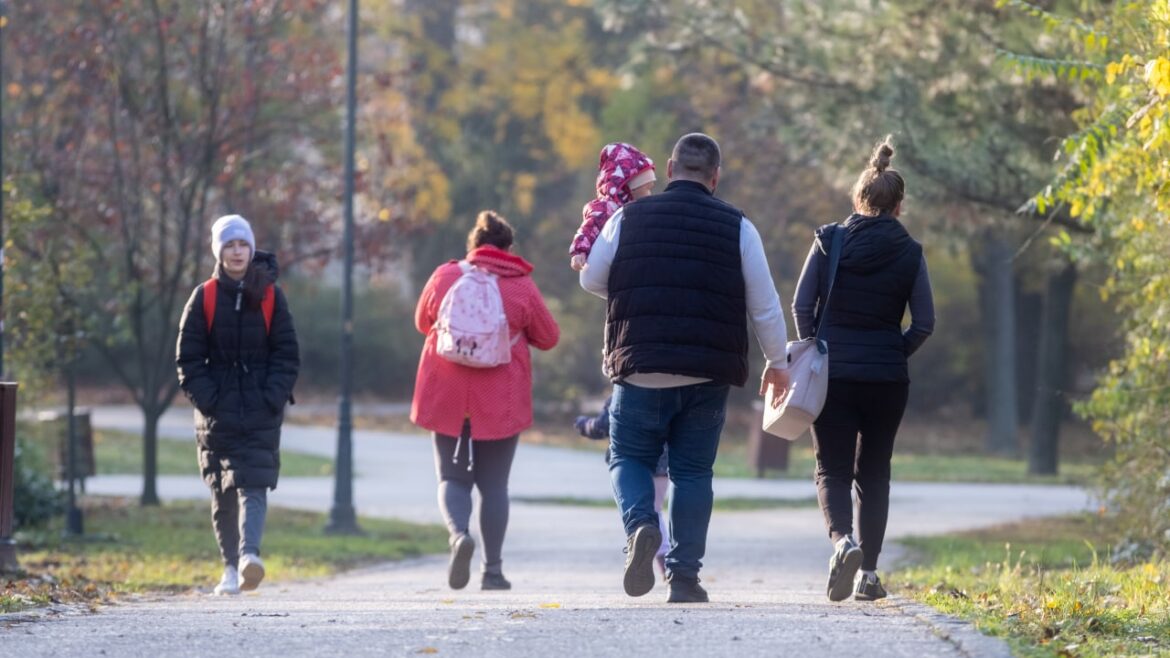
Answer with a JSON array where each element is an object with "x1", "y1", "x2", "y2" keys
[{"x1": 2, "y1": 405, "x2": 1094, "y2": 657}]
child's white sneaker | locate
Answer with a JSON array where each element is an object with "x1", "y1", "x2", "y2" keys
[
  {"x1": 239, "y1": 553, "x2": 265, "y2": 591},
  {"x1": 213, "y1": 566, "x2": 240, "y2": 595}
]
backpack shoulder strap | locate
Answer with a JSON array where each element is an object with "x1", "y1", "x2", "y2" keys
[
  {"x1": 202, "y1": 279, "x2": 218, "y2": 333},
  {"x1": 203, "y1": 279, "x2": 275, "y2": 335},
  {"x1": 261, "y1": 284, "x2": 275, "y2": 335}
]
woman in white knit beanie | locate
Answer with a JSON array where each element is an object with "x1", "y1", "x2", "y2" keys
[{"x1": 176, "y1": 214, "x2": 300, "y2": 596}]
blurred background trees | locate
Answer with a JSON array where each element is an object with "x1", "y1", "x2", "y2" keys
[
  {"x1": 4, "y1": 0, "x2": 344, "y2": 503},
  {"x1": 5, "y1": 0, "x2": 1167, "y2": 552}
]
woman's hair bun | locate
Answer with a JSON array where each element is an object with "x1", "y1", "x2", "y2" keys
[
  {"x1": 870, "y1": 137, "x2": 895, "y2": 172},
  {"x1": 467, "y1": 209, "x2": 514, "y2": 251}
]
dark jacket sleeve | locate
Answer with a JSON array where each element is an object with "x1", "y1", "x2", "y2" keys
[
  {"x1": 791, "y1": 242, "x2": 822, "y2": 340},
  {"x1": 176, "y1": 286, "x2": 217, "y2": 413},
  {"x1": 574, "y1": 395, "x2": 611, "y2": 440},
  {"x1": 902, "y1": 254, "x2": 935, "y2": 356},
  {"x1": 262, "y1": 285, "x2": 300, "y2": 413}
]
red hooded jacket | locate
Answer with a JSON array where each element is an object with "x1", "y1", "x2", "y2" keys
[
  {"x1": 568, "y1": 142, "x2": 655, "y2": 257},
  {"x1": 411, "y1": 245, "x2": 560, "y2": 439}
]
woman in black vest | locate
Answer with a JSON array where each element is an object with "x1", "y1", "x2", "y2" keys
[{"x1": 792, "y1": 138, "x2": 935, "y2": 602}]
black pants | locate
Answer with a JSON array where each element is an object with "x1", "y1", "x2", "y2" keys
[
  {"x1": 432, "y1": 420, "x2": 519, "y2": 576},
  {"x1": 810, "y1": 380, "x2": 909, "y2": 571}
]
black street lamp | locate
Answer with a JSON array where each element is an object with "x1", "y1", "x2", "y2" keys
[
  {"x1": 1, "y1": 0, "x2": 8, "y2": 379},
  {"x1": 326, "y1": 0, "x2": 361, "y2": 535}
]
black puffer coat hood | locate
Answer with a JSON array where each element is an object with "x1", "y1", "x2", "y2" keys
[{"x1": 817, "y1": 214, "x2": 915, "y2": 274}]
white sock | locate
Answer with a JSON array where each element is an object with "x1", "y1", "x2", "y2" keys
[{"x1": 861, "y1": 570, "x2": 877, "y2": 580}]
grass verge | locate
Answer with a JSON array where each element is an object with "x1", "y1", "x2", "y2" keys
[
  {"x1": 1, "y1": 496, "x2": 446, "y2": 614},
  {"x1": 93, "y1": 429, "x2": 334, "y2": 477},
  {"x1": 301, "y1": 411, "x2": 1100, "y2": 485},
  {"x1": 712, "y1": 441, "x2": 1099, "y2": 485},
  {"x1": 893, "y1": 515, "x2": 1170, "y2": 657}
]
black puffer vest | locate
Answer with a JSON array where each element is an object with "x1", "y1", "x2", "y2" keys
[
  {"x1": 605, "y1": 180, "x2": 748, "y2": 386},
  {"x1": 816, "y1": 214, "x2": 922, "y2": 383}
]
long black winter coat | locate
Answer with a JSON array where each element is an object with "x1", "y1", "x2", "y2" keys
[{"x1": 176, "y1": 251, "x2": 299, "y2": 492}]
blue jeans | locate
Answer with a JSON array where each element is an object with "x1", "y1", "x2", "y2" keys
[{"x1": 608, "y1": 380, "x2": 730, "y2": 580}]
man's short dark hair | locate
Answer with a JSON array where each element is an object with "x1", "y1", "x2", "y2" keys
[{"x1": 671, "y1": 133, "x2": 721, "y2": 179}]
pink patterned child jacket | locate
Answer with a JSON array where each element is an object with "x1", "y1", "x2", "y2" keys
[
  {"x1": 411, "y1": 245, "x2": 560, "y2": 440},
  {"x1": 568, "y1": 142, "x2": 655, "y2": 258}
]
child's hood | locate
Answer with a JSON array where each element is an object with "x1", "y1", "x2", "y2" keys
[{"x1": 594, "y1": 142, "x2": 655, "y2": 207}]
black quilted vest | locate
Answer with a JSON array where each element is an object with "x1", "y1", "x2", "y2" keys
[
  {"x1": 605, "y1": 180, "x2": 748, "y2": 386},
  {"x1": 817, "y1": 214, "x2": 922, "y2": 383}
]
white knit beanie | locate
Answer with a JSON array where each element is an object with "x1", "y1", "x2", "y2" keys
[{"x1": 210, "y1": 214, "x2": 256, "y2": 262}]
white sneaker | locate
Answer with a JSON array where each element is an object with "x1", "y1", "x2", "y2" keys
[
  {"x1": 213, "y1": 566, "x2": 240, "y2": 595},
  {"x1": 239, "y1": 553, "x2": 265, "y2": 591}
]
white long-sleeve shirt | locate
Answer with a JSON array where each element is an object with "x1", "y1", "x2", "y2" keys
[{"x1": 580, "y1": 206, "x2": 789, "y2": 388}]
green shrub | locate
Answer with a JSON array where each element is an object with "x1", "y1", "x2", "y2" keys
[
  {"x1": 12, "y1": 430, "x2": 62, "y2": 530},
  {"x1": 282, "y1": 276, "x2": 425, "y2": 399}
]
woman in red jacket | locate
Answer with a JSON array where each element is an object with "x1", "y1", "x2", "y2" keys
[{"x1": 411, "y1": 210, "x2": 560, "y2": 591}]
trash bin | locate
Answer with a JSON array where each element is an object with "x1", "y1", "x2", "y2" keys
[
  {"x1": 747, "y1": 400, "x2": 789, "y2": 478},
  {"x1": 38, "y1": 409, "x2": 96, "y2": 490}
]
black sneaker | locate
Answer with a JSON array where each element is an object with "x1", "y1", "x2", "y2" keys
[
  {"x1": 448, "y1": 533, "x2": 475, "y2": 590},
  {"x1": 481, "y1": 572, "x2": 511, "y2": 591},
  {"x1": 826, "y1": 536, "x2": 863, "y2": 602},
  {"x1": 854, "y1": 573, "x2": 887, "y2": 601},
  {"x1": 666, "y1": 575, "x2": 708, "y2": 603},
  {"x1": 623, "y1": 523, "x2": 662, "y2": 597}
]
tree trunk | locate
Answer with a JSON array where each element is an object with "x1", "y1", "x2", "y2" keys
[
  {"x1": 1015, "y1": 286, "x2": 1043, "y2": 420},
  {"x1": 141, "y1": 404, "x2": 162, "y2": 506},
  {"x1": 1028, "y1": 260, "x2": 1077, "y2": 475},
  {"x1": 978, "y1": 233, "x2": 1019, "y2": 455}
]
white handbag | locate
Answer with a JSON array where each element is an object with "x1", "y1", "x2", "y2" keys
[
  {"x1": 763, "y1": 338, "x2": 829, "y2": 440},
  {"x1": 763, "y1": 225, "x2": 843, "y2": 440}
]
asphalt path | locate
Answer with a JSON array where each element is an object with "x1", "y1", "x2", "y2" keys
[{"x1": 1, "y1": 405, "x2": 1094, "y2": 657}]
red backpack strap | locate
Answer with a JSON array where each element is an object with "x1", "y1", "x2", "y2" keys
[
  {"x1": 202, "y1": 279, "x2": 218, "y2": 333},
  {"x1": 203, "y1": 279, "x2": 274, "y2": 335},
  {"x1": 261, "y1": 284, "x2": 275, "y2": 335}
]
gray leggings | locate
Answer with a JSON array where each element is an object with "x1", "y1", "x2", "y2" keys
[
  {"x1": 211, "y1": 487, "x2": 267, "y2": 568},
  {"x1": 432, "y1": 421, "x2": 518, "y2": 576}
]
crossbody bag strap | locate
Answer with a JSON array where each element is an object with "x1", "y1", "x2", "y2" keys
[{"x1": 813, "y1": 224, "x2": 845, "y2": 350}]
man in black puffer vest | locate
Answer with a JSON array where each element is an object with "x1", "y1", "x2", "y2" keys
[{"x1": 581, "y1": 133, "x2": 791, "y2": 603}]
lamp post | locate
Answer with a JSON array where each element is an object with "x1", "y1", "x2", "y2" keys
[
  {"x1": 1, "y1": 0, "x2": 8, "y2": 379},
  {"x1": 0, "y1": 0, "x2": 18, "y2": 573},
  {"x1": 326, "y1": 0, "x2": 360, "y2": 535}
]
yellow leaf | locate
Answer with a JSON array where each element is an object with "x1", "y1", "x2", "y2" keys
[
  {"x1": 1144, "y1": 57, "x2": 1170, "y2": 97},
  {"x1": 539, "y1": 602, "x2": 561, "y2": 608},
  {"x1": 416, "y1": 648, "x2": 439, "y2": 655},
  {"x1": 1106, "y1": 61, "x2": 1120, "y2": 85}
]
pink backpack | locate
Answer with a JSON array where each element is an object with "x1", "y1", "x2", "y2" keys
[{"x1": 434, "y1": 261, "x2": 516, "y2": 368}]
